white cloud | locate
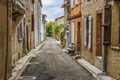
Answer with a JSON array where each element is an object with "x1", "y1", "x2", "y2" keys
[{"x1": 41, "y1": 0, "x2": 64, "y2": 21}]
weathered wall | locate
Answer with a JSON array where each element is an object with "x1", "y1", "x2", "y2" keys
[
  {"x1": 70, "y1": 0, "x2": 81, "y2": 51},
  {"x1": 0, "y1": 4, "x2": 7, "y2": 80},
  {"x1": 81, "y1": 0, "x2": 120, "y2": 79},
  {"x1": 70, "y1": 17, "x2": 81, "y2": 46},
  {"x1": 0, "y1": 2, "x2": 12, "y2": 79},
  {"x1": 12, "y1": 22, "x2": 23, "y2": 66},
  {"x1": 107, "y1": 2, "x2": 120, "y2": 79},
  {"x1": 81, "y1": 0, "x2": 104, "y2": 67},
  {"x1": 7, "y1": 1, "x2": 12, "y2": 78},
  {"x1": 55, "y1": 16, "x2": 64, "y2": 25},
  {"x1": 34, "y1": 0, "x2": 42, "y2": 47}
]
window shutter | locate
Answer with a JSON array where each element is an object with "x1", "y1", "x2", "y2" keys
[
  {"x1": 22, "y1": 20, "x2": 24, "y2": 38},
  {"x1": 71, "y1": 0, "x2": 73, "y2": 8},
  {"x1": 103, "y1": 5, "x2": 111, "y2": 46},
  {"x1": 84, "y1": 17, "x2": 87, "y2": 46},
  {"x1": 71, "y1": 23, "x2": 75, "y2": 43},
  {"x1": 75, "y1": 0, "x2": 78, "y2": 4},
  {"x1": 88, "y1": 16, "x2": 92, "y2": 49}
]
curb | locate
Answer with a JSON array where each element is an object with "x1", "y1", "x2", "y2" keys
[
  {"x1": 8, "y1": 56, "x2": 32, "y2": 80},
  {"x1": 8, "y1": 41, "x2": 46, "y2": 80},
  {"x1": 74, "y1": 58, "x2": 115, "y2": 80}
]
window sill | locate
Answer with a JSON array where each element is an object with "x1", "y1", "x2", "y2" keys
[
  {"x1": 18, "y1": 38, "x2": 23, "y2": 42},
  {"x1": 111, "y1": 46, "x2": 120, "y2": 51}
]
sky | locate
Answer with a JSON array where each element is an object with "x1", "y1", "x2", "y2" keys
[{"x1": 41, "y1": 0, "x2": 64, "y2": 22}]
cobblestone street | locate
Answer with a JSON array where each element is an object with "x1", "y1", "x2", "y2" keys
[{"x1": 18, "y1": 38, "x2": 96, "y2": 80}]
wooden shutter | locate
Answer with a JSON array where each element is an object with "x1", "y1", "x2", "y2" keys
[
  {"x1": 103, "y1": 5, "x2": 111, "y2": 46},
  {"x1": 31, "y1": 14, "x2": 34, "y2": 31},
  {"x1": 88, "y1": 16, "x2": 92, "y2": 49},
  {"x1": 84, "y1": 17, "x2": 87, "y2": 46},
  {"x1": 71, "y1": 23, "x2": 75, "y2": 43},
  {"x1": 20, "y1": 23, "x2": 22, "y2": 38},
  {"x1": 71, "y1": 0, "x2": 73, "y2": 8}
]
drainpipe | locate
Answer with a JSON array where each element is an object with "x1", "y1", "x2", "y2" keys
[
  {"x1": 68, "y1": 0, "x2": 71, "y2": 46},
  {"x1": 5, "y1": 0, "x2": 9, "y2": 79},
  {"x1": 103, "y1": 0, "x2": 111, "y2": 73}
]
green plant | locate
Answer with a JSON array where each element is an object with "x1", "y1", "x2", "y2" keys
[
  {"x1": 54, "y1": 24, "x2": 64, "y2": 36},
  {"x1": 60, "y1": 31, "x2": 65, "y2": 42},
  {"x1": 46, "y1": 22, "x2": 53, "y2": 36}
]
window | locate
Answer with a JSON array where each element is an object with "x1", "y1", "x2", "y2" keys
[
  {"x1": 84, "y1": 16, "x2": 92, "y2": 49},
  {"x1": 31, "y1": 14, "x2": 34, "y2": 31},
  {"x1": 18, "y1": 23, "x2": 23, "y2": 42}
]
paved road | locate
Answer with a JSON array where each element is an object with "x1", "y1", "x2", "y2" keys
[{"x1": 20, "y1": 38, "x2": 96, "y2": 80}]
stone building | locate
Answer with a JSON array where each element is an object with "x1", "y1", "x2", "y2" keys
[
  {"x1": 55, "y1": 16, "x2": 65, "y2": 41},
  {"x1": 81, "y1": 0, "x2": 120, "y2": 79},
  {"x1": 70, "y1": 0, "x2": 81, "y2": 52},
  {"x1": 34, "y1": 0, "x2": 43, "y2": 47},
  {"x1": 81, "y1": 0, "x2": 105, "y2": 70},
  {"x1": 62, "y1": 0, "x2": 71, "y2": 48},
  {"x1": 105, "y1": 0, "x2": 120, "y2": 79},
  {"x1": 12, "y1": 0, "x2": 26, "y2": 67},
  {"x1": 0, "y1": 0, "x2": 43, "y2": 79},
  {"x1": 55, "y1": 16, "x2": 64, "y2": 25},
  {"x1": 0, "y1": 0, "x2": 12, "y2": 79},
  {"x1": 41, "y1": 14, "x2": 47, "y2": 41},
  {"x1": 24, "y1": 0, "x2": 34, "y2": 52}
]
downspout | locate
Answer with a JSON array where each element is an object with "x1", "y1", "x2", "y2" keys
[
  {"x1": 103, "y1": 0, "x2": 111, "y2": 73},
  {"x1": 103, "y1": 46, "x2": 108, "y2": 73},
  {"x1": 68, "y1": 0, "x2": 71, "y2": 46},
  {"x1": 5, "y1": 0, "x2": 9, "y2": 79}
]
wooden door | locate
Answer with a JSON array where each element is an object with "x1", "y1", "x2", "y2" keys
[
  {"x1": 96, "y1": 13, "x2": 102, "y2": 56},
  {"x1": 77, "y1": 22, "x2": 81, "y2": 51}
]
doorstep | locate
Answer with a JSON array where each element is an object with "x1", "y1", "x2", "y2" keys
[{"x1": 77, "y1": 58, "x2": 115, "y2": 80}]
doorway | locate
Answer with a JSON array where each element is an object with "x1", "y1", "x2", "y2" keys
[
  {"x1": 77, "y1": 22, "x2": 81, "y2": 51},
  {"x1": 95, "y1": 12, "x2": 103, "y2": 70},
  {"x1": 96, "y1": 13, "x2": 103, "y2": 56}
]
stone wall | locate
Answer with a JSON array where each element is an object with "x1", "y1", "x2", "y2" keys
[
  {"x1": 0, "y1": 4, "x2": 8, "y2": 80},
  {"x1": 107, "y1": 2, "x2": 120, "y2": 79},
  {"x1": 55, "y1": 16, "x2": 65, "y2": 25},
  {"x1": 70, "y1": 17, "x2": 81, "y2": 48},
  {"x1": 81, "y1": 0, "x2": 120, "y2": 79},
  {"x1": 81, "y1": 0, "x2": 105, "y2": 68},
  {"x1": 70, "y1": 0, "x2": 81, "y2": 51},
  {"x1": 0, "y1": 1, "x2": 12, "y2": 79}
]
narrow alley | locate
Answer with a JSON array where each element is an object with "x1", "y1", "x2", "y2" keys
[
  {"x1": 1, "y1": 0, "x2": 120, "y2": 80},
  {"x1": 18, "y1": 38, "x2": 96, "y2": 80}
]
